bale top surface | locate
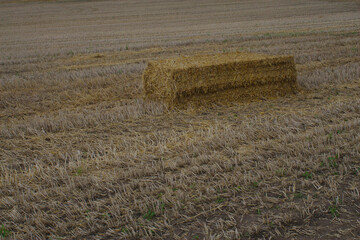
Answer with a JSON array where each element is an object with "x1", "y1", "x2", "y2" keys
[{"x1": 150, "y1": 52, "x2": 291, "y2": 69}]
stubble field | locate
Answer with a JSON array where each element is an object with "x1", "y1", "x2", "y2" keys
[{"x1": 0, "y1": 0, "x2": 360, "y2": 239}]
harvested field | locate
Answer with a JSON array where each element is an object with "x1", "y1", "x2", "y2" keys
[
  {"x1": 0, "y1": 0, "x2": 360, "y2": 239},
  {"x1": 143, "y1": 53, "x2": 298, "y2": 106}
]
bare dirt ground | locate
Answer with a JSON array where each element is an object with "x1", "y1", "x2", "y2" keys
[{"x1": 0, "y1": 0, "x2": 360, "y2": 239}]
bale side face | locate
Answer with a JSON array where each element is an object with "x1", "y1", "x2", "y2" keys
[
  {"x1": 142, "y1": 62, "x2": 173, "y2": 100},
  {"x1": 142, "y1": 52, "x2": 298, "y2": 106}
]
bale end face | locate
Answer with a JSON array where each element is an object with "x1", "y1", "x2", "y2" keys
[{"x1": 142, "y1": 52, "x2": 298, "y2": 106}]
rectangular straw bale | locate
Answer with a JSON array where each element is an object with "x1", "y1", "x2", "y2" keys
[{"x1": 142, "y1": 52, "x2": 298, "y2": 106}]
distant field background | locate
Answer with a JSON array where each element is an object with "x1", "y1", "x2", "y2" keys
[{"x1": 0, "y1": 0, "x2": 359, "y2": 239}]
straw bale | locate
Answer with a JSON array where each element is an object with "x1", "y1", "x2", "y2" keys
[{"x1": 142, "y1": 52, "x2": 298, "y2": 106}]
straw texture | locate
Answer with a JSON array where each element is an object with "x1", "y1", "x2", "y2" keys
[{"x1": 143, "y1": 52, "x2": 298, "y2": 106}]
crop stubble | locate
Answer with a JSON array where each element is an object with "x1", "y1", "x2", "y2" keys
[{"x1": 0, "y1": 0, "x2": 360, "y2": 239}]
